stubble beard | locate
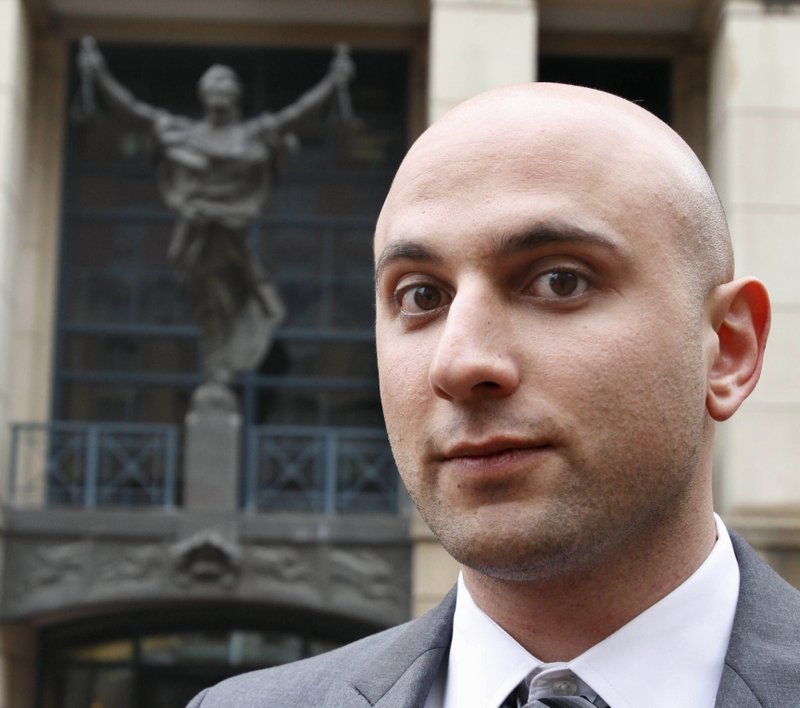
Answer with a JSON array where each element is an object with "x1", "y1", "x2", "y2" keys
[
  {"x1": 395, "y1": 320, "x2": 711, "y2": 585},
  {"x1": 407, "y1": 431, "x2": 704, "y2": 586},
  {"x1": 410, "y1": 475, "x2": 626, "y2": 584}
]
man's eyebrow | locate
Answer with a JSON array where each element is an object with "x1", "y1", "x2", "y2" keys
[
  {"x1": 374, "y1": 240, "x2": 444, "y2": 282},
  {"x1": 374, "y1": 224, "x2": 623, "y2": 283},
  {"x1": 494, "y1": 224, "x2": 622, "y2": 260}
]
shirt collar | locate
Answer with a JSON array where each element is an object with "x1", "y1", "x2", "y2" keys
[
  {"x1": 571, "y1": 515, "x2": 739, "y2": 708},
  {"x1": 443, "y1": 572, "x2": 538, "y2": 708},
  {"x1": 441, "y1": 515, "x2": 739, "y2": 708}
]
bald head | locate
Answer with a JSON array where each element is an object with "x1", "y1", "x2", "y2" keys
[{"x1": 377, "y1": 83, "x2": 732, "y2": 300}]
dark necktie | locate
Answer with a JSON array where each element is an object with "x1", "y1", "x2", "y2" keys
[
  {"x1": 502, "y1": 682, "x2": 606, "y2": 708},
  {"x1": 519, "y1": 699, "x2": 600, "y2": 707}
]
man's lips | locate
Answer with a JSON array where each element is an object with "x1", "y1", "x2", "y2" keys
[{"x1": 438, "y1": 437, "x2": 551, "y2": 462}]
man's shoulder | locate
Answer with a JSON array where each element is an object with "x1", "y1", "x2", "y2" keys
[
  {"x1": 720, "y1": 532, "x2": 800, "y2": 706},
  {"x1": 186, "y1": 625, "x2": 404, "y2": 707},
  {"x1": 187, "y1": 590, "x2": 456, "y2": 707},
  {"x1": 730, "y1": 530, "x2": 800, "y2": 631}
]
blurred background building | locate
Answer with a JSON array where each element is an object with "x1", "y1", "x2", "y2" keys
[{"x1": 0, "y1": 0, "x2": 798, "y2": 706}]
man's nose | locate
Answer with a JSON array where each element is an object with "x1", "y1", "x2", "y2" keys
[{"x1": 428, "y1": 287, "x2": 520, "y2": 402}]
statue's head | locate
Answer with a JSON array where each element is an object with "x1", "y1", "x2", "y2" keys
[{"x1": 197, "y1": 65, "x2": 242, "y2": 119}]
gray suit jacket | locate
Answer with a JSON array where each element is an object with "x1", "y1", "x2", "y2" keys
[{"x1": 188, "y1": 533, "x2": 800, "y2": 707}]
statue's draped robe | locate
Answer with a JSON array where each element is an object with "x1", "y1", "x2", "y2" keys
[{"x1": 153, "y1": 112, "x2": 285, "y2": 382}]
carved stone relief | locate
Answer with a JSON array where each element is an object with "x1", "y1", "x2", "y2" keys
[
  {"x1": 329, "y1": 548, "x2": 402, "y2": 611},
  {"x1": 8, "y1": 541, "x2": 87, "y2": 609},
  {"x1": 1, "y1": 528, "x2": 409, "y2": 629},
  {"x1": 170, "y1": 532, "x2": 242, "y2": 589},
  {"x1": 249, "y1": 546, "x2": 312, "y2": 585},
  {"x1": 95, "y1": 544, "x2": 165, "y2": 591}
]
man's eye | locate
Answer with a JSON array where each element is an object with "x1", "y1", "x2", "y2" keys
[
  {"x1": 397, "y1": 285, "x2": 450, "y2": 314},
  {"x1": 530, "y1": 269, "x2": 589, "y2": 298}
]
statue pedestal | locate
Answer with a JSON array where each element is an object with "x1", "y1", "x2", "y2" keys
[{"x1": 183, "y1": 383, "x2": 241, "y2": 511}]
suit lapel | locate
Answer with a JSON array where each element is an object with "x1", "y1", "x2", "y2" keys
[
  {"x1": 715, "y1": 532, "x2": 800, "y2": 707},
  {"x1": 715, "y1": 664, "x2": 764, "y2": 708},
  {"x1": 325, "y1": 588, "x2": 456, "y2": 708}
]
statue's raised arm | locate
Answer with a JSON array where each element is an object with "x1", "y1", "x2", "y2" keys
[
  {"x1": 77, "y1": 36, "x2": 162, "y2": 124},
  {"x1": 253, "y1": 44, "x2": 356, "y2": 136}
]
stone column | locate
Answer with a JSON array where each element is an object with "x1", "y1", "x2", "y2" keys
[
  {"x1": 428, "y1": 0, "x2": 537, "y2": 122},
  {"x1": 179, "y1": 384, "x2": 243, "y2": 560},
  {"x1": 0, "y1": 0, "x2": 32, "y2": 478},
  {"x1": 708, "y1": 1, "x2": 800, "y2": 513},
  {"x1": 8, "y1": 31, "x2": 64, "y2": 435},
  {"x1": 183, "y1": 384, "x2": 242, "y2": 512},
  {"x1": 0, "y1": 2, "x2": 37, "y2": 705},
  {"x1": 410, "y1": 1, "x2": 538, "y2": 617}
]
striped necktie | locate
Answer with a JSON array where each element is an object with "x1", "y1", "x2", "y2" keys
[{"x1": 502, "y1": 684, "x2": 607, "y2": 707}]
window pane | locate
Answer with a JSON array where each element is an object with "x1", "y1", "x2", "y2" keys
[
  {"x1": 59, "y1": 383, "x2": 193, "y2": 423},
  {"x1": 68, "y1": 640, "x2": 134, "y2": 662},
  {"x1": 57, "y1": 666, "x2": 134, "y2": 708},
  {"x1": 141, "y1": 630, "x2": 304, "y2": 668},
  {"x1": 64, "y1": 334, "x2": 198, "y2": 374}
]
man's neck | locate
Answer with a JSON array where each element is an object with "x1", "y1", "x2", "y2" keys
[{"x1": 461, "y1": 512, "x2": 717, "y2": 662}]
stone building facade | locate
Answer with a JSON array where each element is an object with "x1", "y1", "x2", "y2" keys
[{"x1": 1, "y1": 1, "x2": 799, "y2": 706}]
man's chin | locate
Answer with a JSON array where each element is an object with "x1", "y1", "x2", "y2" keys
[
  {"x1": 431, "y1": 523, "x2": 589, "y2": 583},
  {"x1": 432, "y1": 503, "x2": 618, "y2": 581}
]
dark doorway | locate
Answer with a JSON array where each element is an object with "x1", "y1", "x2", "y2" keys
[{"x1": 38, "y1": 605, "x2": 379, "y2": 708}]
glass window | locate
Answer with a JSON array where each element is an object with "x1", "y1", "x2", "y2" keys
[{"x1": 40, "y1": 622, "x2": 361, "y2": 708}]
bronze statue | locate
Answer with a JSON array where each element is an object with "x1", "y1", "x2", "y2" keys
[{"x1": 76, "y1": 38, "x2": 356, "y2": 387}]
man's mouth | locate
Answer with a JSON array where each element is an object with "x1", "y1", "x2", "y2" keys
[{"x1": 439, "y1": 437, "x2": 551, "y2": 461}]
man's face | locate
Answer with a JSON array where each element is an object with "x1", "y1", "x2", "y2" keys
[{"x1": 374, "y1": 88, "x2": 716, "y2": 581}]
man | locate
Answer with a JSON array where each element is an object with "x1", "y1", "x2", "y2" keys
[{"x1": 188, "y1": 84, "x2": 798, "y2": 707}]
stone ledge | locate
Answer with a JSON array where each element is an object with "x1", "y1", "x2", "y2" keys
[
  {"x1": 1, "y1": 507, "x2": 178, "y2": 539},
  {"x1": 0, "y1": 506, "x2": 412, "y2": 626},
  {"x1": 239, "y1": 511, "x2": 409, "y2": 544},
  {"x1": 728, "y1": 504, "x2": 800, "y2": 546}
]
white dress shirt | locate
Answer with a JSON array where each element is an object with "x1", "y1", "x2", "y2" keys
[{"x1": 424, "y1": 515, "x2": 739, "y2": 708}]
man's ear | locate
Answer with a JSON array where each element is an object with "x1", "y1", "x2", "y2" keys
[{"x1": 706, "y1": 277, "x2": 771, "y2": 422}]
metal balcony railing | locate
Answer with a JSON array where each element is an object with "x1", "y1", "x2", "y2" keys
[
  {"x1": 6, "y1": 422, "x2": 398, "y2": 514},
  {"x1": 245, "y1": 426, "x2": 398, "y2": 514},
  {"x1": 7, "y1": 422, "x2": 179, "y2": 508}
]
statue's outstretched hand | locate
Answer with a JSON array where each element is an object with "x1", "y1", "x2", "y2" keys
[
  {"x1": 330, "y1": 44, "x2": 356, "y2": 86},
  {"x1": 78, "y1": 36, "x2": 106, "y2": 77}
]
